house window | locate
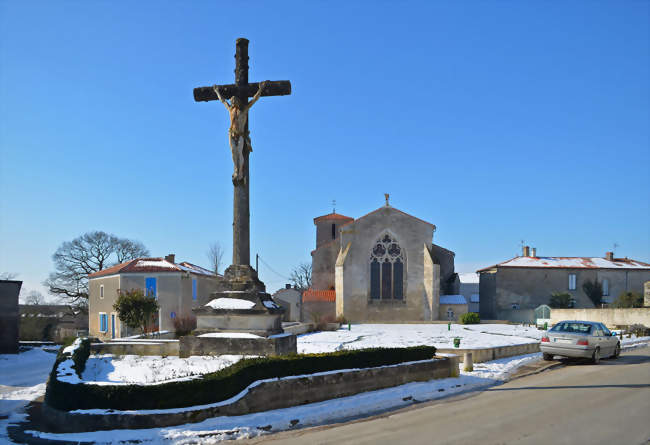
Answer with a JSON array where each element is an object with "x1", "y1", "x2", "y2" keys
[
  {"x1": 369, "y1": 233, "x2": 405, "y2": 300},
  {"x1": 100, "y1": 285, "x2": 104, "y2": 299},
  {"x1": 568, "y1": 274, "x2": 576, "y2": 290},
  {"x1": 145, "y1": 277, "x2": 157, "y2": 299},
  {"x1": 99, "y1": 313, "x2": 108, "y2": 332},
  {"x1": 331, "y1": 223, "x2": 336, "y2": 239},
  {"x1": 192, "y1": 279, "x2": 197, "y2": 300},
  {"x1": 511, "y1": 303, "x2": 520, "y2": 310},
  {"x1": 447, "y1": 308, "x2": 454, "y2": 320},
  {"x1": 602, "y1": 279, "x2": 609, "y2": 296}
]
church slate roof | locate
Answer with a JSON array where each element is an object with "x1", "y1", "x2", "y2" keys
[{"x1": 440, "y1": 295, "x2": 468, "y2": 305}]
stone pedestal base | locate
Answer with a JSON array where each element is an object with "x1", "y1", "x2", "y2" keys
[{"x1": 193, "y1": 264, "x2": 285, "y2": 337}]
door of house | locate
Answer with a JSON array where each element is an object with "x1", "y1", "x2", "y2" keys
[{"x1": 111, "y1": 314, "x2": 116, "y2": 339}]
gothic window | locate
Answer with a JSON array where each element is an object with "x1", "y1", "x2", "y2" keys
[
  {"x1": 331, "y1": 223, "x2": 336, "y2": 239},
  {"x1": 369, "y1": 233, "x2": 405, "y2": 300}
]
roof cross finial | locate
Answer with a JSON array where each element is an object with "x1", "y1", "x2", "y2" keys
[
  {"x1": 332, "y1": 199, "x2": 336, "y2": 213},
  {"x1": 384, "y1": 193, "x2": 390, "y2": 206}
]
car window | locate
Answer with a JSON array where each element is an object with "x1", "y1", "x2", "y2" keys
[
  {"x1": 550, "y1": 322, "x2": 593, "y2": 334},
  {"x1": 599, "y1": 324, "x2": 611, "y2": 336}
]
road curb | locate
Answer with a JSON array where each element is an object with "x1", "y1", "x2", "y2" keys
[{"x1": 507, "y1": 360, "x2": 563, "y2": 381}]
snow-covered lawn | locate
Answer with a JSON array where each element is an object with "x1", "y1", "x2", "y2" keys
[
  {"x1": 58, "y1": 354, "x2": 248, "y2": 385},
  {"x1": 0, "y1": 347, "x2": 57, "y2": 443},
  {"x1": 298, "y1": 323, "x2": 540, "y2": 354}
]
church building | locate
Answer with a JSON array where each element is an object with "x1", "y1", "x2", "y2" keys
[{"x1": 310, "y1": 198, "x2": 461, "y2": 322}]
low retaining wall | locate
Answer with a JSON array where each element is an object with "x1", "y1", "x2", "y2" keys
[
  {"x1": 550, "y1": 308, "x2": 650, "y2": 328},
  {"x1": 437, "y1": 342, "x2": 540, "y2": 363},
  {"x1": 282, "y1": 322, "x2": 314, "y2": 335},
  {"x1": 91, "y1": 340, "x2": 180, "y2": 356},
  {"x1": 41, "y1": 355, "x2": 458, "y2": 433},
  {"x1": 179, "y1": 334, "x2": 297, "y2": 357}
]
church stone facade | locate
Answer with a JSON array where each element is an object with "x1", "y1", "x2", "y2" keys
[{"x1": 311, "y1": 203, "x2": 458, "y2": 322}]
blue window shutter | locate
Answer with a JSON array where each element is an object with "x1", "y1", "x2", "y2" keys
[
  {"x1": 145, "y1": 277, "x2": 157, "y2": 298},
  {"x1": 192, "y1": 279, "x2": 197, "y2": 300}
]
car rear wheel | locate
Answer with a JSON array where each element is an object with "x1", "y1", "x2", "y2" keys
[
  {"x1": 592, "y1": 347, "x2": 600, "y2": 364},
  {"x1": 613, "y1": 343, "x2": 620, "y2": 359},
  {"x1": 542, "y1": 353, "x2": 554, "y2": 361}
]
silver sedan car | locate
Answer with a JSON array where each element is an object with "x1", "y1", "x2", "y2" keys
[{"x1": 540, "y1": 320, "x2": 621, "y2": 364}]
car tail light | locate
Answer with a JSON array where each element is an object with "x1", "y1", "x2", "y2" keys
[
  {"x1": 541, "y1": 337, "x2": 549, "y2": 342},
  {"x1": 577, "y1": 339, "x2": 589, "y2": 346}
]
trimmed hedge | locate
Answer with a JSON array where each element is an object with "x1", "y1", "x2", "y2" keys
[
  {"x1": 71, "y1": 338, "x2": 91, "y2": 377},
  {"x1": 45, "y1": 345, "x2": 436, "y2": 411}
]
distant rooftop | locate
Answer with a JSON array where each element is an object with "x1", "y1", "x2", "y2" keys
[
  {"x1": 477, "y1": 255, "x2": 650, "y2": 273},
  {"x1": 88, "y1": 257, "x2": 217, "y2": 278},
  {"x1": 313, "y1": 212, "x2": 354, "y2": 224}
]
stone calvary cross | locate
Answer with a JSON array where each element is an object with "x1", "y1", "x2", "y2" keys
[{"x1": 194, "y1": 38, "x2": 291, "y2": 268}]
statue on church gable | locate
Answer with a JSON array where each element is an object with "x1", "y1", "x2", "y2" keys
[{"x1": 213, "y1": 80, "x2": 268, "y2": 184}]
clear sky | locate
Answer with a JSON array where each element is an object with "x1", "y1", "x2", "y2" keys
[{"x1": 1, "y1": 1, "x2": 649, "y2": 301}]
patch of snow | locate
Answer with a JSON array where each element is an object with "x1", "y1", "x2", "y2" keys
[
  {"x1": 499, "y1": 256, "x2": 649, "y2": 269},
  {"x1": 198, "y1": 333, "x2": 262, "y2": 339},
  {"x1": 269, "y1": 333, "x2": 293, "y2": 339},
  {"x1": 205, "y1": 298, "x2": 256, "y2": 310},
  {"x1": 135, "y1": 259, "x2": 178, "y2": 269},
  {"x1": 62, "y1": 337, "x2": 82, "y2": 355}
]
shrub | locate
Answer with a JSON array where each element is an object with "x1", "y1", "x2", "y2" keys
[
  {"x1": 45, "y1": 345, "x2": 437, "y2": 411},
  {"x1": 71, "y1": 338, "x2": 91, "y2": 377},
  {"x1": 113, "y1": 288, "x2": 159, "y2": 334},
  {"x1": 582, "y1": 279, "x2": 603, "y2": 307},
  {"x1": 173, "y1": 315, "x2": 197, "y2": 338},
  {"x1": 613, "y1": 291, "x2": 643, "y2": 308},
  {"x1": 549, "y1": 292, "x2": 572, "y2": 309},
  {"x1": 460, "y1": 313, "x2": 480, "y2": 324}
]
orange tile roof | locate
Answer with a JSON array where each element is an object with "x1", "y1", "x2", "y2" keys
[
  {"x1": 303, "y1": 289, "x2": 336, "y2": 302},
  {"x1": 313, "y1": 212, "x2": 354, "y2": 224},
  {"x1": 88, "y1": 258, "x2": 217, "y2": 278}
]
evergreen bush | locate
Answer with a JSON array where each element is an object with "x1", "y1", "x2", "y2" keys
[{"x1": 460, "y1": 313, "x2": 480, "y2": 324}]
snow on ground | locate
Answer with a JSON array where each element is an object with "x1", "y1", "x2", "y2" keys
[
  {"x1": 297, "y1": 323, "x2": 539, "y2": 354},
  {"x1": 0, "y1": 347, "x2": 57, "y2": 443},
  {"x1": 58, "y1": 354, "x2": 248, "y2": 385},
  {"x1": 26, "y1": 352, "x2": 543, "y2": 444},
  {"x1": 198, "y1": 333, "x2": 261, "y2": 339}
]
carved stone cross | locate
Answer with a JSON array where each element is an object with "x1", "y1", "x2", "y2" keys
[{"x1": 194, "y1": 38, "x2": 291, "y2": 267}]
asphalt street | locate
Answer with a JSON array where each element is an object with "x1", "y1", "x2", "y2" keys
[{"x1": 249, "y1": 347, "x2": 650, "y2": 445}]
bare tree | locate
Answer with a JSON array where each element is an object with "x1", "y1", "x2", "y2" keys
[
  {"x1": 44, "y1": 231, "x2": 149, "y2": 308},
  {"x1": 207, "y1": 242, "x2": 225, "y2": 275},
  {"x1": 115, "y1": 239, "x2": 149, "y2": 263},
  {"x1": 290, "y1": 262, "x2": 312, "y2": 292},
  {"x1": 24, "y1": 290, "x2": 44, "y2": 305},
  {"x1": 0, "y1": 272, "x2": 18, "y2": 280}
]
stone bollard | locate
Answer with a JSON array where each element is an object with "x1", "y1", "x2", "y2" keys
[{"x1": 463, "y1": 352, "x2": 473, "y2": 372}]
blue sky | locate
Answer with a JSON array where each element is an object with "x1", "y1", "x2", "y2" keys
[{"x1": 1, "y1": 1, "x2": 648, "y2": 300}]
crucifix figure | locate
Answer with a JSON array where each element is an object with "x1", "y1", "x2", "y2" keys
[
  {"x1": 194, "y1": 38, "x2": 291, "y2": 267},
  {"x1": 214, "y1": 80, "x2": 268, "y2": 184}
]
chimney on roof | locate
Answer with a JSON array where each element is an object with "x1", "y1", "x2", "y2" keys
[
  {"x1": 285, "y1": 283, "x2": 291, "y2": 289},
  {"x1": 165, "y1": 254, "x2": 175, "y2": 264},
  {"x1": 531, "y1": 247, "x2": 537, "y2": 258},
  {"x1": 605, "y1": 251, "x2": 614, "y2": 261},
  {"x1": 522, "y1": 246, "x2": 530, "y2": 257}
]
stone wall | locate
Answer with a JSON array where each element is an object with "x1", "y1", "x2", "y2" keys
[
  {"x1": 91, "y1": 340, "x2": 180, "y2": 356},
  {"x1": 178, "y1": 334, "x2": 297, "y2": 358},
  {"x1": 0, "y1": 280, "x2": 21, "y2": 354},
  {"x1": 436, "y1": 342, "x2": 540, "y2": 363},
  {"x1": 549, "y1": 308, "x2": 650, "y2": 328},
  {"x1": 303, "y1": 300, "x2": 336, "y2": 321},
  {"x1": 41, "y1": 355, "x2": 458, "y2": 433}
]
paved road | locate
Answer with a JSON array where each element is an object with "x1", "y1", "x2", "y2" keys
[{"x1": 248, "y1": 347, "x2": 650, "y2": 445}]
